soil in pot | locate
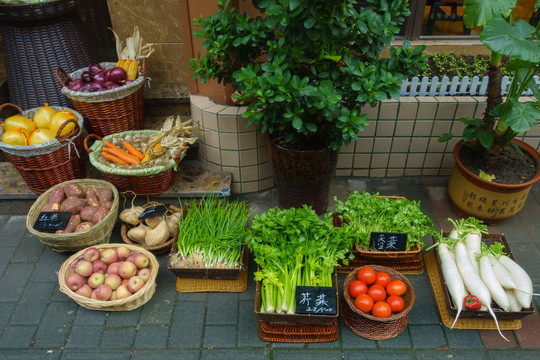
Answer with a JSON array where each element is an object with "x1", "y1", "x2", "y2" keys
[{"x1": 460, "y1": 145, "x2": 537, "y2": 185}]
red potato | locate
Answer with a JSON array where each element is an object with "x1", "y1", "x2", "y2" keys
[
  {"x1": 41, "y1": 202, "x2": 60, "y2": 212},
  {"x1": 47, "y1": 187, "x2": 65, "y2": 206},
  {"x1": 91, "y1": 205, "x2": 110, "y2": 225},
  {"x1": 56, "y1": 214, "x2": 81, "y2": 234},
  {"x1": 80, "y1": 206, "x2": 100, "y2": 222},
  {"x1": 74, "y1": 221, "x2": 93, "y2": 232},
  {"x1": 65, "y1": 183, "x2": 84, "y2": 198},
  {"x1": 60, "y1": 196, "x2": 87, "y2": 214},
  {"x1": 95, "y1": 188, "x2": 113, "y2": 203},
  {"x1": 100, "y1": 200, "x2": 113, "y2": 210},
  {"x1": 84, "y1": 188, "x2": 100, "y2": 207}
]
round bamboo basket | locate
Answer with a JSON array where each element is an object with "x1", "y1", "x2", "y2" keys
[
  {"x1": 58, "y1": 244, "x2": 159, "y2": 311},
  {"x1": 26, "y1": 179, "x2": 119, "y2": 252},
  {"x1": 341, "y1": 265, "x2": 415, "y2": 340},
  {"x1": 120, "y1": 204, "x2": 182, "y2": 255}
]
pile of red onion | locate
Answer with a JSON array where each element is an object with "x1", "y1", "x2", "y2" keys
[{"x1": 67, "y1": 63, "x2": 133, "y2": 93}]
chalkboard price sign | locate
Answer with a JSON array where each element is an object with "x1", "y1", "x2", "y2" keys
[
  {"x1": 369, "y1": 232, "x2": 408, "y2": 251},
  {"x1": 138, "y1": 204, "x2": 169, "y2": 220},
  {"x1": 33, "y1": 211, "x2": 72, "y2": 231},
  {"x1": 295, "y1": 286, "x2": 337, "y2": 315}
]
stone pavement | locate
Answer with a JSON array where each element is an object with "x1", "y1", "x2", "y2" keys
[{"x1": 0, "y1": 176, "x2": 539, "y2": 360}]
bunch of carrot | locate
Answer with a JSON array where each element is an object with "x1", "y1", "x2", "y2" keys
[{"x1": 100, "y1": 140, "x2": 144, "y2": 165}]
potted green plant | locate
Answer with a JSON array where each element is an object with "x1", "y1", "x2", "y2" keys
[
  {"x1": 439, "y1": 0, "x2": 540, "y2": 224},
  {"x1": 190, "y1": 0, "x2": 426, "y2": 213}
]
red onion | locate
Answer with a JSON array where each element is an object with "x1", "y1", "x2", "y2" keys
[
  {"x1": 90, "y1": 81, "x2": 107, "y2": 92},
  {"x1": 79, "y1": 85, "x2": 94, "y2": 93},
  {"x1": 81, "y1": 71, "x2": 93, "y2": 83},
  {"x1": 104, "y1": 68, "x2": 113, "y2": 78},
  {"x1": 88, "y1": 63, "x2": 103, "y2": 75},
  {"x1": 108, "y1": 67, "x2": 127, "y2": 84},
  {"x1": 68, "y1": 79, "x2": 84, "y2": 91},
  {"x1": 93, "y1": 73, "x2": 108, "y2": 83}
]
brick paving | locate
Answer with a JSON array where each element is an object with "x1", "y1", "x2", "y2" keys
[{"x1": 0, "y1": 177, "x2": 539, "y2": 359}]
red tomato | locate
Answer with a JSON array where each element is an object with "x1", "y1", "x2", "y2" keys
[
  {"x1": 387, "y1": 295, "x2": 405, "y2": 312},
  {"x1": 367, "y1": 284, "x2": 386, "y2": 302},
  {"x1": 372, "y1": 301, "x2": 392, "y2": 318},
  {"x1": 386, "y1": 280, "x2": 407, "y2": 296},
  {"x1": 354, "y1": 294, "x2": 374, "y2": 313},
  {"x1": 375, "y1": 272, "x2": 391, "y2": 288},
  {"x1": 349, "y1": 280, "x2": 368, "y2": 298},
  {"x1": 357, "y1": 267, "x2": 376, "y2": 285}
]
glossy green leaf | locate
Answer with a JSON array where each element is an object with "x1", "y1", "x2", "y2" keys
[
  {"x1": 480, "y1": 18, "x2": 540, "y2": 62},
  {"x1": 463, "y1": 0, "x2": 516, "y2": 28}
]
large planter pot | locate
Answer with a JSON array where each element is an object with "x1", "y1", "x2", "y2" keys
[
  {"x1": 269, "y1": 139, "x2": 338, "y2": 215},
  {"x1": 448, "y1": 139, "x2": 540, "y2": 224}
]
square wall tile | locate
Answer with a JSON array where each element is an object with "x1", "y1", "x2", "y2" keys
[
  {"x1": 394, "y1": 120, "x2": 414, "y2": 136},
  {"x1": 355, "y1": 138, "x2": 374, "y2": 153},
  {"x1": 391, "y1": 138, "x2": 411, "y2": 152},
  {"x1": 427, "y1": 138, "x2": 447, "y2": 152},
  {"x1": 231, "y1": 182, "x2": 241, "y2": 194},
  {"x1": 405, "y1": 168, "x2": 422, "y2": 176},
  {"x1": 422, "y1": 169, "x2": 440, "y2": 175},
  {"x1": 259, "y1": 162, "x2": 274, "y2": 178},
  {"x1": 371, "y1": 153, "x2": 389, "y2": 167},
  {"x1": 218, "y1": 114, "x2": 238, "y2": 133},
  {"x1": 424, "y1": 153, "x2": 443, "y2": 168},
  {"x1": 416, "y1": 97, "x2": 438, "y2": 119},
  {"x1": 239, "y1": 133, "x2": 257, "y2": 150},
  {"x1": 202, "y1": 112, "x2": 218, "y2": 132},
  {"x1": 378, "y1": 101, "x2": 399, "y2": 120},
  {"x1": 341, "y1": 141, "x2": 356, "y2": 153},
  {"x1": 361, "y1": 103, "x2": 379, "y2": 120},
  {"x1": 473, "y1": 97, "x2": 487, "y2": 118},
  {"x1": 435, "y1": 98, "x2": 458, "y2": 120},
  {"x1": 337, "y1": 154, "x2": 353, "y2": 169},
  {"x1": 442, "y1": 153, "x2": 455, "y2": 167},
  {"x1": 219, "y1": 133, "x2": 238, "y2": 150},
  {"x1": 219, "y1": 106, "x2": 239, "y2": 116},
  {"x1": 410, "y1": 138, "x2": 429, "y2": 152},
  {"x1": 370, "y1": 169, "x2": 387, "y2": 177},
  {"x1": 389, "y1": 154, "x2": 407, "y2": 168},
  {"x1": 353, "y1": 154, "x2": 371, "y2": 168},
  {"x1": 236, "y1": 113, "x2": 253, "y2": 132},
  {"x1": 353, "y1": 169, "x2": 369, "y2": 176},
  {"x1": 259, "y1": 177, "x2": 275, "y2": 190},
  {"x1": 205, "y1": 161, "x2": 220, "y2": 171},
  {"x1": 222, "y1": 150, "x2": 240, "y2": 166},
  {"x1": 204, "y1": 130, "x2": 219, "y2": 148},
  {"x1": 191, "y1": 106, "x2": 202, "y2": 127},
  {"x1": 413, "y1": 120, "x2": 434, "y2": 137},
  {"x1": 373, "y1": 138, "x2": 392, "y2": 153},
  {"x1": 206, "y1": 147, "x2": 221, "y2": 165},
  {"x1": 335, "y1": 169, "x2": 352, "y2": 177},
  {"x1": 376, "y1": 121, "x2": 396, "y2": 136},
  {"x1": 454, "y1": 96, "x2": 478, "y2": 119},
  {"x1": 240, "y1": 149, "x2": 258, "y2": 166},
  {"x1": 241, "y1": 166, "x2": 259, "y2": 182},
  {"x1": 259, "y1": 146, "x2": 271, "y2": 163},
  {"x1": 406, "y1": 153, "x2": 426, "y2": 168},
  {"x1": 432, "y1": 120, "x2": 452, "y2": 136},
  {"x1": 387, "y1": 169, "x2": 405, "y2": 177},
  {"x1": 222, "y1": 166, "x2": 240, "y2": 181},
  {"x1": 242, "y1": 182, "x2": 259, "y2": 193},
  {"x1": 398, "y1": 100, "x2": 419, "y2": 120},
  {"x1": 360, "y1": 123, "x2": 376, "y2": 137}
]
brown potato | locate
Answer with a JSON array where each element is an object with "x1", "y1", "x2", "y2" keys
[
  {"x1": 57, "y1": 214, "x2": 81, "y2": 234},
  {"x1": 74, "y1": 221, "x2": 93, "y2": 233},
  {"x1": 64, "y1": 183, "x2": 84, "y2": 198},
  {"x1": 60, "y1": 196, "x2": 87, "y2": 214},
  {"x1": 80, "y1": 206, "x2": 100, "y2": 222},
  {"x1": 91, "y1": 205, "x2": 110, "y2": 225},
  {"x1": 47, "y1": 187, "x2": 65, "y2": 207},
  {"x1": 84, "y1": 188, "x2": 100, "y2": 207},
  {"x1": 95, "y1": 188, "x2": 113, "y2": 203}
]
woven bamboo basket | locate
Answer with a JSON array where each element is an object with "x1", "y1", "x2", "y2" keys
[
  {"x1": 56, "y1": 61, "x2": 146, "y2": 137},
  {"x1": 341, "y1": 265, "x2": 415, "y2": 340},
  {"x1": 121, "y1": 204, "x2": 182, "y2": 255},
  {"x1": 258, "y1": 319, "x2": 339, "y2": 343},
  {"x1": 84, "y1": 132, "x2": 186, "y2": 195},
  {"x1": 58, "y1": 244, "x2": 158, "y2": 311},
  {"x1": 434, "y1": 233, "x2": 535, "y2": 320},
  {"x1": 0, "y1": 103, "x2": 86, "y2": 193},
  {"x1": 26, "y1": 179, "x2": 119, "y2": 252}
]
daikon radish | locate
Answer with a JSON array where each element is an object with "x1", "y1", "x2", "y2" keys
[
  {"x1": 505, "y1": 289, "x2": 522, "y2": 312},
  {"x1": 488, "y1": 254, "x2": 517, "y2": 290},
  {"x1": 455, "y1": 241, "x2": 508, "y2": 341},
  {"x1": 438, "y1": 243, "x2": 467, "y2": 328},
  {"x1": 479, "y1": 253, "x2": 510, "y2": 311},
  {"x1": 498, "y1": 255, "x2": 533, "y2": 309}
]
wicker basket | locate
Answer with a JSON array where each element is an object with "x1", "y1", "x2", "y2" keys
[
  {"x1": 26, "y1": 179, "x2": 119, "y2": 252},
  {"x1": 56, "y1": 61, "x2": 146, "y2": 137},
  {"x1": 0, "y1": 103, "x2": 86, "y2": 193},
  {"x1": 434, "y1": 233, "x2": 535, "y2": 320},
  {"x1": 258, "y1": 319, "x2": 339, "y2": 343},
  {"x1": 58, "y1": 244, "x2": 158, "y2": 311},
  {"x1": 84, "y1": 132, "x2": 185, "y2": 195},
  {"x1": 121, "y1": 204, "x2": 182, "y2": 255},
  {"x1": 254, "y1": 270, "x2": 339, "y2": 326},
  {"x1": 341, "y1": 265, "x2": 415, "y2": 340}
]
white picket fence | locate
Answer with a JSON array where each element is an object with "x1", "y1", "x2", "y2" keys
[{"x1": 400, "y1": 75, "x2": 540, "y2": 97}]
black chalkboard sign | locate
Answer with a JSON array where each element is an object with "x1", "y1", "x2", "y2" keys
[
  {"x1": 33, "y1": 211, "x2": 72, "y2": 231},
  {"x1": 369, "y1": 232, "x2": 408, "y2": 251},
  {"x1": 295, "y1": 286, "x2": 337, "y2": 315},
  {"x1": 138, "y1": 204, "x2": 169, "y2": 220}
]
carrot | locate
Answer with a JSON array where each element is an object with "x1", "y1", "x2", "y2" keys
[
  {"x1": 103, "y1": 140, "x2": 122, "y2": 151},
  {"x1": 101, "y1": 151, "x2": 126, "y2": 164},
  {"x1": 122, "y1": 141, "x2": 144, "y2": 160},
  {"x1": 102, "y1": 147, "x2": 140, "y2": 165}
]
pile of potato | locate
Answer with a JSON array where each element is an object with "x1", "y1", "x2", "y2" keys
[{"x1": 41, "y1": 183, "x2": 114, "y2": 233}]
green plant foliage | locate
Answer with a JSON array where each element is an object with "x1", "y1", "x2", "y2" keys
[{"x1": 190, "y1": 0, "x2": 427, "y2": 151}]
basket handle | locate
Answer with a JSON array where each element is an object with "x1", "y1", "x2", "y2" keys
[
  {"x1": 84, "y1": 133, "x2": 103, "y2": 154},
  {"x1": 55, "y1": 66, "x2": 71, "y2": 88},
  {"x1": 55, "y1": 118, "x2": 80, "y2": 140},
  {"x1": 0, "y1": 103, "x2": 23, "y2": 125}
]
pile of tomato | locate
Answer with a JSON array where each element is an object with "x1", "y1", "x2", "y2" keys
[{"x1": 348, "y1": 266, "x2": 407, "y2": 318}]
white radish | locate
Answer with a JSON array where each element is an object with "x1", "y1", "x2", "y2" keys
[
  {"x1": 455, "y1": 242, "x2": 509, "y2": 341},
  {"x1": 488, "y1": 254, "x2": 517, "y2": 290},
  {"x1": 479, "y1": 255, "x2": 510, "y2": 311},
  {"x1": 505, "y1": 289, "x2": 522, "y2": 312},
  {"x1": 498, "y1": 255, "x2": 533, "y2": 309},
  {"x1": 438, "y1": 243, "x2": 467, "y2": 328},
  {"x1": 465, "y1": 232, "x2": 481, "y2": 275}
]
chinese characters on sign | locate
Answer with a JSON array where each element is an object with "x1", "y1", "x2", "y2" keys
[
  {"x1": 33, "y1": 211, "x2": 72, "y2": 230},
  {"x1": 295, "y1": 286, "x2": 337, "y2": 315},
  {"x1": 369, "y1": 232, "x2": 407, "y2": 251},
  {"x1": 461, "y1": 190, "x2": 527, "y2": 218}
]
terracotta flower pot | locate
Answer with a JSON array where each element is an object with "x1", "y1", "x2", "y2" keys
[
  {"x1": 448, "y1": 139, "x2": 540, "y2": 224},
  {"x1": 269, "y1": 139, "x2": 338, "y2": 215}
]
